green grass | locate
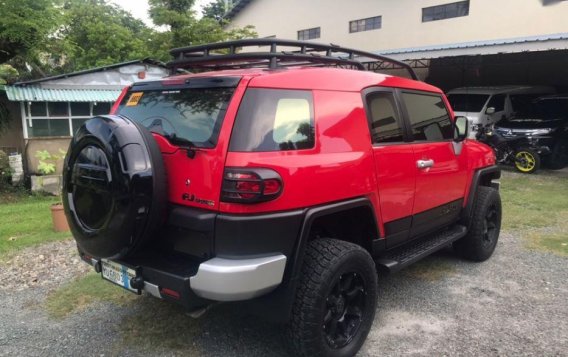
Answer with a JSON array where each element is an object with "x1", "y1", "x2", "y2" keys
[
  {"x1": 500, "y1": 171, "x2": 568, "y2": 256},
  {"x1": 45, "y1": 273, "x2": 136, "y2": 319},
  {"x1": 0, "y1": 191, "x2": 70, "y2": 258}
]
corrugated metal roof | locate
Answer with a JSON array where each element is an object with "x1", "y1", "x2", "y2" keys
[
  {"x1": 377, "y1": 33, "x2": 568, "y2": 56},
  {"x1": 5, "y1": 86, "x2": 121, "y2": 102}
]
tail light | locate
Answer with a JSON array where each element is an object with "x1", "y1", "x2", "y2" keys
[{"x1": 221, "y1": 168, "x2": 283, "y2": 203}]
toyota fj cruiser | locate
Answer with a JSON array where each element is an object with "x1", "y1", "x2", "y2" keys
[{"x1": 63, "y1": 39, "x2": 502, "y2": 357}]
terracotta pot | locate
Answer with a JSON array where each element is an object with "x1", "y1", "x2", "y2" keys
[{"x1": 51, "y1": 203, "x2": 70, "y2": 232}]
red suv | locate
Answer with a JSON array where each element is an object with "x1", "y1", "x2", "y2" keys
[{"x1": 63, "y1": 39, "x2": 502, "y2": 357}]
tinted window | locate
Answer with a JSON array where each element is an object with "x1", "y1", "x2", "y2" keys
[
  {"x1": 350, "y1": 16, "x2": 382, "y2": 33},
  {"x1": 93, "y1": 102, "x2": 111, "y2": 115},
  {"x1": 71, "y1": 102, "x2": 90, "y2": 116},
  {"x1": 515, "y1": 98, "x2": 568, "y2": 120},
  {"x1": 230, "y1": 89, "x2": 314, "y2": 152},
  {"x1": 366, "y1": 92, "x2": 404, "y2": 143},
  {"x1": 27, "y1": 119, "x2": 70, "y2": 137},
  {"x1": 402, "y1": 92, "x2": 453, "y2": 141},
  {"x1": 298, "y1": 27, "x2": 320, "y2": 40},
  {"x1": 487, "y1": 94, "x2": 506, "y2": 112},
  {"x1": 422, "y1": 1, "x2": 469, "y2": 22},
  {"x1": 447, "y1": 94, "x2": 490, "y2": 112},
  {"x1": 117, "y1": 88, "x2": 235, "y2": 148},
  {"x1": 48, "y1": 102, "x2": 68, "y2": 116}
]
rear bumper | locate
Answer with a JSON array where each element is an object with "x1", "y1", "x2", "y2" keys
[
  {"x1": 82, "y1": 251, "x2": 287, "y2": 308},
  {"x1": 190, "y1": 255, "x2": 287, "y2": 301}
]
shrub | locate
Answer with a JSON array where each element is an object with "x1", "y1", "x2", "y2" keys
[{"x1": 0, "y1": 151, "x2": 12, "y2": 188}]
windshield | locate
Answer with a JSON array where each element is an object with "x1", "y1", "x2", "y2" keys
[
  {"x1": 117, "y1": 87, "x2": 235, "y2": 148},
  {"x1": 513, "y1": 99, "x2": 568, "y2": 121},
  {"x1": 447, "y1": 94, "x2": 490, "y2": 113}
]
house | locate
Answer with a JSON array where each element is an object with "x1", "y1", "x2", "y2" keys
[
  {"x1": 0, "y1": 59, "x2": 170, "y2": 175},
  {"x1": 225, "y1": 0, "x2": 568, "y2": 91}
]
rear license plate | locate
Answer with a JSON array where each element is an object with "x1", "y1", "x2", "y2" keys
[{"x1": 101, "y1": 259, "x2": 139, "y2": 293}]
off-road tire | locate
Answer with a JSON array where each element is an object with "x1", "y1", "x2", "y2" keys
[
  {"x1": 288, "y1": 239, "x2": 378, "y2": 357},
  {"x1": 455, "y1": 186, "x2": 501, "y2": 261}
]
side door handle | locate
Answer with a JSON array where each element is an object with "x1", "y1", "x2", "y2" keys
[{"x1": 417, "y1": 159, "x2": 434, "y2": 169}]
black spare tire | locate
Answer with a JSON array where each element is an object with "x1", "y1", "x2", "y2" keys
[{"x1": 62, "y1": 115, "x2": 166, "y2": 259}]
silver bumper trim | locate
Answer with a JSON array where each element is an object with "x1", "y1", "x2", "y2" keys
[
  {"x1": 190, "y1": 254, "x2": 287, "y2": 301},
  {"x1": 143, "y1": 282, "x2": 162, "y2": 299}
]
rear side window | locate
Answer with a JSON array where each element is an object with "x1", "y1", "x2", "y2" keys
[
  {"x1": 366, "y1": 92, "x2": 404, "y2": 143},
  {"x1": 117, "y1": 87, "x2": 235, "y2": 148},
  {"x1": 402, "y1": 92, "x2": 453, "y2": 142},
  {"x1": 229, "y1": 89, "x2": 315, "y2": 152}
]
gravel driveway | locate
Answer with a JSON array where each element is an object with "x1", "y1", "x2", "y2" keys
[{"x1": 1, "y1": 230, "x2": 567, "y2": 356}]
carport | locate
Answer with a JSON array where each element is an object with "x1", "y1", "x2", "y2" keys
[{"x1": 375, "y1": 33, "x2": 568, "y2": 92}]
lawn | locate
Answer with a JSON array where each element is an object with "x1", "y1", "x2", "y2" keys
[
  {"x1": 500, "y1": 170, "x2": 568, "y2": 256},
  {"x1": 0, "y1": 190, "x2": 70, "y2": 258}
]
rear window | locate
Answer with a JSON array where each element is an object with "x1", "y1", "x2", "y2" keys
[
  {"x1": 229, "y1": 89, "x2": 315, "y2": 152},
  {"x1": 447, "y1": 94, "x2": 490, "y2": 112},
  {"x1": 117, "y1": 87, "x2": 235, "y2": 148}
]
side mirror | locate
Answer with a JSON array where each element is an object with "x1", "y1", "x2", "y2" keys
[
  {"x1": 454, "y1": 116, "x2": 469, "y2": 142},
  {"x1": 485, "y1": 107, "x2": 496, "y2": 115}
]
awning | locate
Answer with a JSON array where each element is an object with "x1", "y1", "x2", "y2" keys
[
  {"x1": 376, "y1": 32, "x2": 568, "y2": 61},
  {"x1": 4, "y1": 86, "x2": 122, "y2": 102}
]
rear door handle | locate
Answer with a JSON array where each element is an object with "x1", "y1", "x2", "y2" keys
[{"x1": 417, "y1": 159, "x2": 434, "y2": 169}]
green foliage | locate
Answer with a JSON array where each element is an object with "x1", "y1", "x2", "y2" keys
[
  {"x1": 0, "y1": 64, "x2": 19, "y2": 84},
  {"x1": 35, "y1": 149, "x2": 66, "y2": 175},
  {"x1": 0, "y1": 151, "x2": 11, "y2": 187},
  {"x1": 0, "y1": 0, "x2": 60, "y2": 63},
  {"x1": 202, "y1": 0, "x2": 228, "y2": 23},
  {"x1": 149, "y1": 0, "x2": 256, "y2": 51},
  {"x1": 52, "y1": 0, "x2": 155, "y2": 71}
]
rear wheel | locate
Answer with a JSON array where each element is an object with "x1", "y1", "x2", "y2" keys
[
  {"x1": 514, "y1": 148, "x2": 540, "y2": 174},
  {"x1": 288, "y1": 239, "x2": 377, "y2": 357},
  {"x1": 455, "y1": 186, "x2": 501, "y2": 261}
]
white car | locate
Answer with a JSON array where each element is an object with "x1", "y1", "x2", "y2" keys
[{"x1": 446, "y1": 86, "x2": 555, "y2": 136}]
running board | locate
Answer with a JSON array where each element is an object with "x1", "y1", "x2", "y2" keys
[{"x1": 375, "y1": 225, "x2": 467, "y2": 273}]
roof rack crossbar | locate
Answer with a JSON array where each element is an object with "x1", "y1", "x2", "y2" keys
[{"x1": 167, "y1": 38, "x2": 418, "y2": 80}]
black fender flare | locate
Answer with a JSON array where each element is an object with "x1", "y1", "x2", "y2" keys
[{"x1": 461, "y1": 165, "x2": 501, "y2": 227}]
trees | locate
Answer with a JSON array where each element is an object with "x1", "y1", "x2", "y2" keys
[
  {"x1": 0, "y1": 0, "x2": 256, "y2": 79},
  {"x1": 0, "y1": 0, "x2": 59, "y2": 64}
]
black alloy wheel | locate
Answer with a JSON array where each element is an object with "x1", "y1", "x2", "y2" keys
[{"x1": 324, "y1": 272, "x2": 367, "y2": 349}]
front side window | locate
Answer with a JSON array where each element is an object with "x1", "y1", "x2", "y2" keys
[
  {"x1": 402, "y1": 92, "x2": 453, "y2": 141},
  {"x1": 366, "y1": 92, "x2": 404, "y2": 143},
  {"x1": 422, "y1": 1, "x2": 469, "y2": 22},
  {"x1": 230, "y1": 89, "x2": 315, "y2": 152},
  {"x1": 117, "y1": 88, "x2": 235, "y2": 148},
  {"x1": 298, "y1": 27, "x2": 320, "y2": 40},
  {"x1": 487, "y1": 94, "x2": 506, "y2": 112}
]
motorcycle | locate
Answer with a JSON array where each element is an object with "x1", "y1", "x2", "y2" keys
[{"x1": 474, "y1": 124, "x2": 542, "y2": 174}]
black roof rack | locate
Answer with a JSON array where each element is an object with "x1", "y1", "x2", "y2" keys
[{"x1": 168, "y1": 38, "x2": 418, "y2": 80}]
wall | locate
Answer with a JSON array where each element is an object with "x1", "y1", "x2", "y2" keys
[
  {"x1": 228, "y1": 0, "x2": 568, "y2": 52},
  {"x1": 26, "y1": 138, "x2": 71, "y2": 175}
]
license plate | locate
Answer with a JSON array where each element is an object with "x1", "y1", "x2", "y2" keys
[{"x1": 101, "y1": 259, "x2": 139, "y2": 293}]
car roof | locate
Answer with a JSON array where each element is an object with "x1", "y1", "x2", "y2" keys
[
  {"x1": 158, "y1": 67, "x2": 442, "y2": 93},
  {"x1": 447, "y1": 85, "x2": 553, "y2": 95}
]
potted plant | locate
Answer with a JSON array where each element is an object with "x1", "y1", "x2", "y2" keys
[{"x1": 31, "y1": 149, "x2": 69, "y2": 232}]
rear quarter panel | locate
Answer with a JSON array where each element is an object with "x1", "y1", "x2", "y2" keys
[{"x1": 221, "y1": 90, "x2": 379, "y2": 215}]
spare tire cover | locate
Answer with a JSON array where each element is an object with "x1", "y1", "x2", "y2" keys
[{"x1": 62, "y1": 115, "x2": 166, "y2": 259}]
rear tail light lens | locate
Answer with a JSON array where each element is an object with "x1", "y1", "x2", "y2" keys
[{"x1": 221, "y1": 168, "x2": 283, "y2": 203}]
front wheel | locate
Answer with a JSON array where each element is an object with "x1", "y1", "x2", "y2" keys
[
  {"x1": 288, "y1": 239, "x2": 378, "y2": 357},
  {"x1": 514, "y1": 148, "x2": 540, "y2": 174},
  {"x1": 454, "y1": 186, "x2": 502, "y2": 261}
]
